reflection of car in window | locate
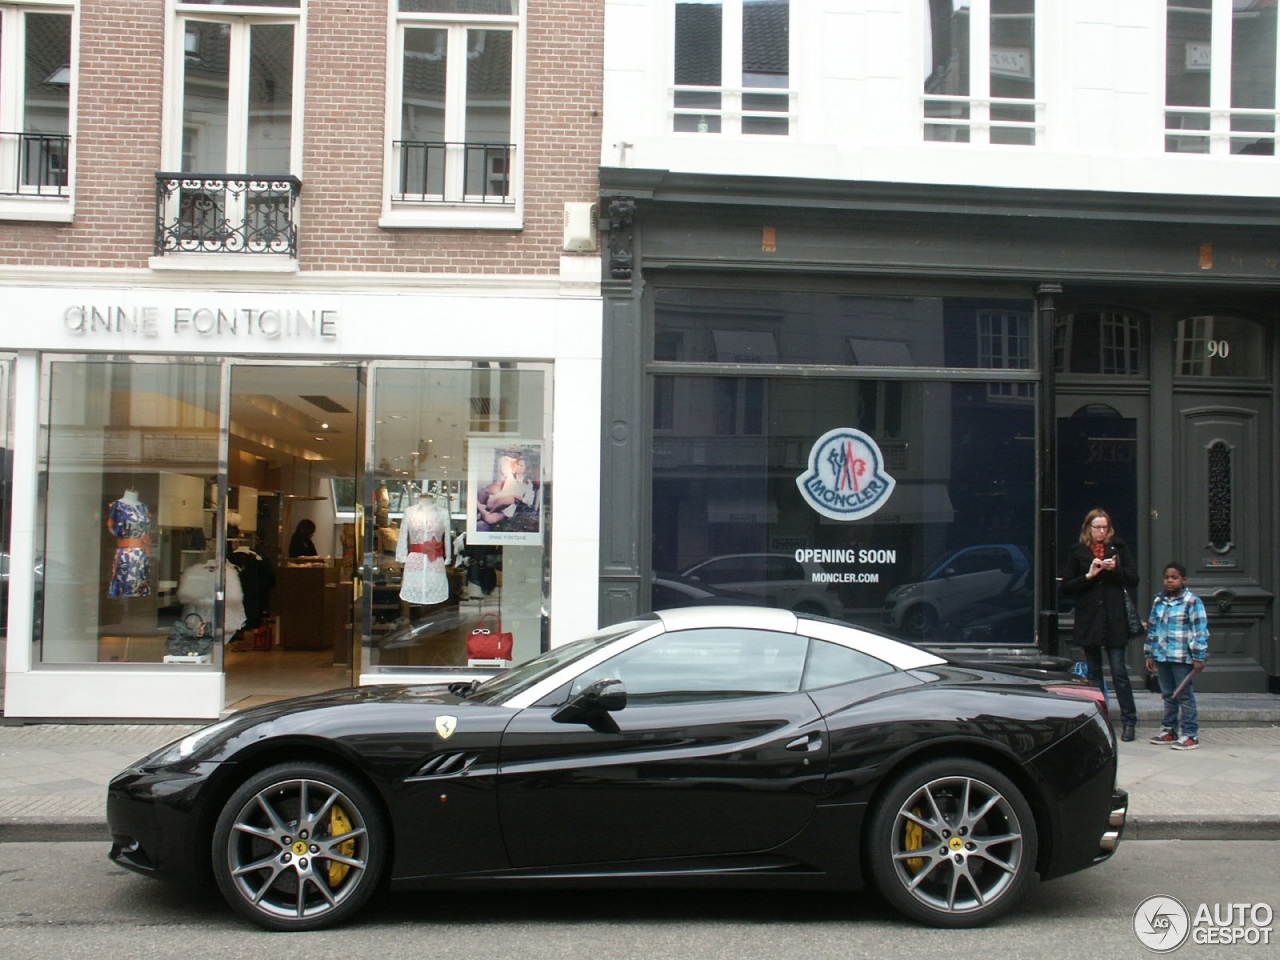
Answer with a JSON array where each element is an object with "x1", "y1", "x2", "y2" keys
[
  {"x1": 881, "y1": 544, "x2": 1030, "y2": 640},
  {"x1": 679, "y1": 552, "x2": 843, "y2": 618}
]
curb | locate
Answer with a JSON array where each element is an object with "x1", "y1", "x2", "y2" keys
[{"x1": 6, "y1": 815, "x2": 1280, "y2": 845}]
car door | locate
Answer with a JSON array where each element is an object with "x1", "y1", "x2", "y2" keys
[{"x1": 496, "y1": 626, "x2": 829, "y2": 868}]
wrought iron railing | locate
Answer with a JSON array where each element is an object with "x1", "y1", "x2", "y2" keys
[
  {"x1": 154, "y1": 173, "x2": 303, "y2": 256},
  {"x1": 0, "y1": 131, "x2": 70, "y2": 197},
  {"x1": 392, "y1": 140, "x2": 515, "y2": 204}
]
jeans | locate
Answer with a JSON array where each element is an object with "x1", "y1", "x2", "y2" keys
[
  {"x1": 1084, "y1": 645, "x2": 1137, "y2": 724},
  {"x1": 1156, "y1": 660, "x2": 1199, "y2": 739}
]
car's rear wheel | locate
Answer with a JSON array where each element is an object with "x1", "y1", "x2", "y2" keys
[
  {"x1": 867, "y1": 758, "x2": 1037, "y2": 928},
  {"x1": 211, "y1": 763, "x2": 387, "y2": 931}
]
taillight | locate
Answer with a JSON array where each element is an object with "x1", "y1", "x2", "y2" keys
[{"x1": 1046, "y1": 683, "x2": 1110, "y2": 718}]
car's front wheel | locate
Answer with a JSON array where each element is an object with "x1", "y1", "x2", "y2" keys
[
  {"x1": 867, "y1": 758, "x2": 1038, "y2": 928},
  {"x1": 211, "y1": 763, "x2": 387, "y2": 931}
]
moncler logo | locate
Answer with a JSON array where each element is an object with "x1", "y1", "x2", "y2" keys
[{"x1": 795, "y1": 428, "x2": 896, "y2": 521}]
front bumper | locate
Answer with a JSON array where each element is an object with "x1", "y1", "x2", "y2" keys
[{"x1": 106, "y1": 762, "x2": 222, "y2": 885}]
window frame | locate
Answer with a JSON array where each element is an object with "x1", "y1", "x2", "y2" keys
[
  {"x1": 382, "y1": 0, "x2": 525, "y2": 230},
  {"x1": 921, "y1": 0, "x2": 1042, "y2": 147},
  {"x1": 669, "y1": 0, "x2": 795, "y2": 138},
  {"x1": 1163, "y1": 0, "x2": 1280, "y2": 156},
  {"x1": 0, "y1": 0, "x2": 76, "y2": 222}
]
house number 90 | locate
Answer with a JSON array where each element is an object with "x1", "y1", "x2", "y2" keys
[{"x1": 1206, "y1": 339, "x2": 1230, "y2": 358}]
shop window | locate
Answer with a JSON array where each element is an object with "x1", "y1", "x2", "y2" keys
[
  {"x1": 1054, "y1": 309, "x2": 1145, "y2": 376},
  {"x1": 1175, "y1": 315, "x2": 1266, "y2": 378},
  {"x1": 673, "y1": 0, "x2": 792, "y2": 136},
  {"x1": 651, "y1": 374, "x2": 1036, "y2": 643},
  {"x1": 654, "y1": 288, "x2": 1036, "y2": 371},
  {"x1": 1165, "y1": 0, "x2": 1279, "y2": 155},
  {"x1": 385, "y1": 0, "x2": 521, "y2": 228},
  {"x1": 0, "y1": 3, "x2": 73, "y2": 215},
  {"x1": 923, "y1": 0, "x2": 1039, "y2": 145},
  {"x1": 36, "y1": 358, "x2": 223, "y2": 665},
  {"x1": 367, "y1": 362, "x2": 549, "y2": 673}
]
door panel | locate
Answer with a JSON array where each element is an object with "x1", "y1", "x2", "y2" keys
[
  {"x1": 1172, "y1": 397, "x2": 1273, "y2": 690},
  {"x1": 497, "y1": 694, "x2": 828, "y2": 867}
]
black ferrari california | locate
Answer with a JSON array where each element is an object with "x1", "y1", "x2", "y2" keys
[{"x1": 107, "y1": 606, "x2": 1127, "y2": 931}]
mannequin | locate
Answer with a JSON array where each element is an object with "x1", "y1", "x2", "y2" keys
[
  {"x1": 177, "y1": 558, "x2": 247, "y2": 637},
  {"x1": 106, "y1": 488, "x2": 152, "y2": 598},
  {"x1": 396, "y1": 487, "x2": 452, "y2": 604}
]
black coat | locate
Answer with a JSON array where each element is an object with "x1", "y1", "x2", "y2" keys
[{"x1": 1059, "y1": 537, "x2": 1139, "y2": 648}]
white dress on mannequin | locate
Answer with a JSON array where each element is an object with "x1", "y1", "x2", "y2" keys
[
  {"x1": 396, "y1": 498, "x2": 452, "y2": 604},
  {"x1": 177, "y1": 560, "x2": 247, "y2": 635}
]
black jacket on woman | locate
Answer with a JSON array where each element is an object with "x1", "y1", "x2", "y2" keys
[{"x1": 1059, "y1": 537, "x2": 1139, "y2": 649}]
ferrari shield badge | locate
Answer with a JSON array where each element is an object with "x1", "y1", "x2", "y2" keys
[
  {"x1": 435, "y1": 715, "x2": 458, "y2": 740},
  {"x1": 796, "y1": 427, "x2": 896, "y2": 521}
]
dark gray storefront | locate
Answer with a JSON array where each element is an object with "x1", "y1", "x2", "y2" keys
[{"x1": 598, "y1": 169, "x2": 1278, "y2": 693}]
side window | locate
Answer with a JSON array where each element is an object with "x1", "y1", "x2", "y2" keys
[
  {"x1": 385, "y1": 0, "x2": 521, "y2": 228},
  {"x1": 0, "y1": 2, "x2": 74, "y2": 214},
  {"x1": 570, "y1": 628, "x2": 808, "y2": 702},
  {"x1": 803, "y1": 638, "x2": 894, "y2": 690},
  {"x1": 766, "y1": 554, "x2": 804, "y2": 581}
]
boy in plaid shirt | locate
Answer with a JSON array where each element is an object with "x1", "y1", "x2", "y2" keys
[{"x1": 1144, "y1": 562, "x2": 1209, "y2": 750}]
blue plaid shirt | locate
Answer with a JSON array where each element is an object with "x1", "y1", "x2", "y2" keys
[{"x1": 1144, "y1": 589, "x2": 1209, "y2": 663}]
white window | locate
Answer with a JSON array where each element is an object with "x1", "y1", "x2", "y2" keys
[
  {"x1": 672, "y1": 0, "x2": 792, "y2": 136},
  {"x1": 384, "y1": 0, "x2": 522, "y2": 229},
  {"x1": 1165, "y1": 0, "x2": 1280, "y2": 155},
  {"x1": 0, "y1": 1, "x2": 74, "y2": 218},
  {"x1": 158, "y1": 1, "x2": 301, "y2": 256},
  {"x1": 923, "y1": 0, "x2": 1038, "y2": 145}
]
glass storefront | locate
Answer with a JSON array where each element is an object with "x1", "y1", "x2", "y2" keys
[
  {"x1": 31, "y1": 355, "x2": 551, "y2": 697},
  {"x1": 651, "y1": 288, "x2": 1038, "y2": 644},
  {"x1": 364, "y1": 362, "x2": 550, "y2": 672},
  {"x1": 37, "y1": 356, "x2": 223, "y2": 665}
]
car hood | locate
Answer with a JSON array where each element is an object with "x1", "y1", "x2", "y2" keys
[{"x1": 164, "y1": 683, "x2": 504, "y2": 766}]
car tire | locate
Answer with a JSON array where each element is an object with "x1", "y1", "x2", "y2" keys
[
  {"x1": 901, "y1": 604, "x2": 937, "y2": 640},
  {"x1": 211, "y1": 762, "x2": 387, "y2": 931},
  {"x1": 866, "y1": 758, "x2": 1038, "y2": 928}
]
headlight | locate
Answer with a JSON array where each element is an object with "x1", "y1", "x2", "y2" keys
[{"x1": 141, "y1": 717, "x2": 237, "y2": 768}]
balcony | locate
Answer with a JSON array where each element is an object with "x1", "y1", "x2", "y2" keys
[
  {"x1": 0, "y1": 131, "x2": 70, "y2": 197},
  {"x1": 392, "y1": 141, "x2": 515, "y2": 204},
  {"x1": 154, "y1": 173, "x2": 302, "y2": 257}
]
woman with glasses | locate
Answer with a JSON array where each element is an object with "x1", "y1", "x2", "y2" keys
[{"x1": 1059, "y1": 508, "x2": 1140, "y2": 741}]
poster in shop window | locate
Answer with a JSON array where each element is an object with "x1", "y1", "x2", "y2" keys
[{"x1": 466, "y1": 439, "x2": 544, "y2": 545}]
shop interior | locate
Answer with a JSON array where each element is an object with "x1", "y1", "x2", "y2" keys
[{"x1": 77, "y1": 360, "x2": 534, "y2": 711}]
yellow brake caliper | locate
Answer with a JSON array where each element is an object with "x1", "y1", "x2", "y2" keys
[
  {"x1": 904, "y1": 807, "x2": 924, "y2": 873},
  {"x1": 327, "y1": 804, "x2": 356, "y2": 887}
]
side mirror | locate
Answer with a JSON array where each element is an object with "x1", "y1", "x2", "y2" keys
[{"x1": 552, "y1": 677, "x2": 627, "y2": 727}]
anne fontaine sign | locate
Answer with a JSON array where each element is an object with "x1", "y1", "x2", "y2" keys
[{"x1": 63, "y1": 304, "x2": 339, "y2": 342}]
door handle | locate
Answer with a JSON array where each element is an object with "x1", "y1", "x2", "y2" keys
[{"x1": 785, "y1": 734, "x2": 822, "y2": 752}]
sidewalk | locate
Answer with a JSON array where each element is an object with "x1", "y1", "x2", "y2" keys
[{"x1": 0, "y1": 690, "x2": 1277, "y2": 843}]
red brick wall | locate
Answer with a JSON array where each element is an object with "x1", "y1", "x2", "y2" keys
[{"x1": 0, "y1": 0, "x2": 602, "y2": 274}]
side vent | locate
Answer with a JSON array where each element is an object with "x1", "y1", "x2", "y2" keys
[{"x1": 413, "y1": 752, "x2": 480, "y2": 778}]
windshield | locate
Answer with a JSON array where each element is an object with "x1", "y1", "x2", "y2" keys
[{"x1": 468, "y1": 619, "x2": 655, "y2": 705}]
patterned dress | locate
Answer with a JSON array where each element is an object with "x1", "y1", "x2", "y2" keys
[
  {"x1": 396, "y1": 500, "x2": 452, "y2": 604},
  {"x1": 108, "y1": 497, "x2": 152, "y2": 598}
]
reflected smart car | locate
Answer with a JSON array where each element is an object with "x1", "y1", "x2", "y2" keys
[
  {"x1": 881, "y1": 544, "x2": 1031, "y2": 640},
  {"x1": 107, "y1": 606, "x2": 1127, "y2": 933}
]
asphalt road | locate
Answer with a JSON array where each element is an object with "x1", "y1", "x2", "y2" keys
[{"x1": 0, "y1": 841, "x2": 1276, "y2": 959}]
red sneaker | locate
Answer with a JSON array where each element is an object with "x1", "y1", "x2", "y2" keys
[{"x1": 1171, "y1": 736, "x2": 1199, "y2": 750}]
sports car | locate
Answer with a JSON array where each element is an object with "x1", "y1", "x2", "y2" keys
[{"x1": 107, "y1": 606, "x2": 1127, "y2": 932}]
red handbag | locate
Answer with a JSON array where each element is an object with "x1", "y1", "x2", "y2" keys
[{"x1": 467, "y1": 612, "x2": 513, "y2": 660}]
